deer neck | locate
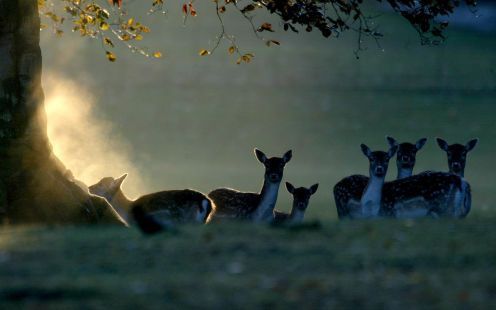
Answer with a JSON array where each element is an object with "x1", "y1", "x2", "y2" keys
[
  {"x1": 397, "y1": 166, "x2": 413, "y2": 179},
  {"x1": 110, "y1": 189, "x2": 133, "y2": 222},
  {"x1": 252, "y1": 179, "x2": 280, "y2": 223},
  {"x1": 450, "y1": 169, "x2": 464, "y2": 178},
  {"x1": 360, "y1": 175, "x2": 384, "y2": 218},
  {"x1": 289, "y1": 203, "x2": 305, "y2": 224}
]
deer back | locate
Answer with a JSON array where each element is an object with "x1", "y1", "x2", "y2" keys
[{"x1": 381, "y1": 172, "x2": 465, "y2": 218}]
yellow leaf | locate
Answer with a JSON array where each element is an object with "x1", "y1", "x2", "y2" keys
[
  {"x1": 135, "y1": 34, "x2": 143, "y2": 41},
  {"x1": 153, "y1": 51, "x2": 163, "y2": 58},
  {"x1": 106, "y1": 51, "x2": 116, "y2": 62},
  {"x1": 99, "y1": 22, "x2": 109, "y2": 31},
  {"x1": 266, "y1": 39, "x2": 280, "y2": 46},
  {"x1": 104, "y1": 37, "x2": 114, "y2": 47},
  {"x1": 127, "y1": 18, "x2": 134, "y2": 26},
  {"x1": 228, "y1": 46, "x2": 235, "y2": 55},
  {"x1": 199, "y1": 49, "x2": 210, "y2": 56}
]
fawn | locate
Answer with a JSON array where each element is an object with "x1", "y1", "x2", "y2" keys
[
  {"x1": 273, "y1": 182, "x2": 319, "y2": 224},
  {"x1": 207, "y1": 149, "x2": 292, "y2": 223},
  {"x1": 334, "y1": 137, "x2": 426, "y2": 219},
  {"x1": 89, "y1": 174, "x2": 212, "y2": 230}
]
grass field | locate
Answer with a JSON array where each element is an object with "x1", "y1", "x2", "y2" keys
[{"x1": 1, "y1": 219, "x2": 496, "y2": 309}]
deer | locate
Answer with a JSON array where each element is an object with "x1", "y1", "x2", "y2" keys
[
  {"x1": 273, "y1": 182, "x2": 319, "y2": 224},
  {"x1": 89, "y1": 174, "x2": 212, "y2": 232},
  {"x1": 359, "y1": 144, "x2": 469, "y2": 219},
  {"x1": 436, "y1": 138, "x2": 478, "y2": 217},
  {"x1": 387, "y1": 136, "x2": 427, "y2": 179},
  {"x1": 333, "y1": 137, "x2": 427, "y2": 219},
  {"x1": 436, "y1": 138, "x2": 478, "y2": 178},
  {"x1": 207, "y1": 149, "x2": 292, "y2": 223}
]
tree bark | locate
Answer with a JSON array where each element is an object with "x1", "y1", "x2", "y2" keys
[{"x1": 0, "y1": 0, "x2": 123, "y2": 225}]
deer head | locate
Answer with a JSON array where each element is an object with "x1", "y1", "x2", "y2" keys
[
  {"x1": 255, "y1": 149, "x2": 292, "y2": 183},
  {"x1": 285, "y1": 182, "x2": 319, "y2": 211},
  {"x1": 361, "y1": 144, "x2": 397, "y2": 178},
  {"x1": 89, "y1": 174, "x2": 128, "y2": 202},
  {"x1": 436, "y1": 138, "x2": 478, "y2": 177},
  {"x1": 387, "y1": 136, "x2": 427, "y2": 169}
]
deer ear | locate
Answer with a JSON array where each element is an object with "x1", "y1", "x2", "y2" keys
[
  {"x1": 360, "y1": 144, "x2": 372, "y2": 158},
  {"x1": 465, "y1": 138, "x2": 479, "y2": 152},
  {"x1": 416, "y1": 138, "x2": 427, "y2": 150},
  {"x1": 282, "y1": 150, "x2": 292, "y2": 163},
  {"x1": 388, "y1": 145, "x2": 398, "y2": 159},
  {"x1": 436, "y1": 138, "x2": 449, "y2": 151},
  {"x1": 254, "y1": 148, "x2": 267, "y2": 164},
  {"x1": 309, "y1": 183, "x2": 319, "y2": 195},
  {"x1": 285, "y1": 182, "x2": 295, "y2": 194},
  {"x1": 386, "y1": 136, "x2": 398, "y2": 148},
  {"x1": 112, "y1": 173, "x2": 127, "y2": 190}
]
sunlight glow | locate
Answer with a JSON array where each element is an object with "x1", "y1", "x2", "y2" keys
[{"x1": 43, "y1": 72, "x2": 146, "y2": 199}]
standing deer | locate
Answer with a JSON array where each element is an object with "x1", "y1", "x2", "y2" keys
[
  {"x1": 334, "y1": 137, "x2": 426, "y2": 219},
  {"x1": 89, "y1": 174, "x2": 212, "y2": 231},
  {"x1": 207, "y1": 149, "x2": 292, "y2": 223},
  {"x1": 436, "y1": 138, "x2": 478, "y2": 217},
  {"x1": 359, "y1": 144, "x2": 397, "y2": 218},
  {"x1": 436, "y1": 138, "x2": 478, "y2": 178},
  {"x1": 387, "y1": 136, "x2": 427, "y2": 179},
  {"x1": 273, "y1": 182, "x2": 319, "y2": 224},
  {"x1": 359, "y1": 144, "x2": 469, "y2": 219}
]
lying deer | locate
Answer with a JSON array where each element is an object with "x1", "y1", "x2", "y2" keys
[
  {"x1": 89, "y1": 174, "x2": 212, "y2": 231},
  {"x1": 273, "y1": 182, "x2": 319, "y2": 224},
  {"x1": 360, "y1": 144, "x2": 469, "y2": 219},
  {"x1": 333, "y1": 137, "x2": 427, "y2": 219},
  {"x1": 207, "y1": 149, "x2": 292, "y2": 223}
]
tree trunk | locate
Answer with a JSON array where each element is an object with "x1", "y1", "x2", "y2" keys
[{"x1": 0, "y1": 0, "x2": 123, "y2": 225}]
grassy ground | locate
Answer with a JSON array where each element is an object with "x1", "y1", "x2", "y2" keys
[{"x1": 1, "y1": 218, "x2": 495, "y2": 309}]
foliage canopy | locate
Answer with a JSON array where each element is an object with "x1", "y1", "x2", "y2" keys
[{"x1": 38, "y1": 0, "x2": 477, "y2": 62}]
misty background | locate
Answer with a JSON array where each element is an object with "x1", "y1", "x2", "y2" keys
[{"x1": 40, "y1": 2, "x2": 496, "y2": 220}]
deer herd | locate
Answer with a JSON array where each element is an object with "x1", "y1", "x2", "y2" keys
[{"x1": 88, "y1": 137, "x2": 478, "y2": 233}]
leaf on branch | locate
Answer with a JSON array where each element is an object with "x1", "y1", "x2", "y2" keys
[
  {"x1": 199, "y1": 49, "x2": 210, "y2": 56},
  {"x1": 99, "y1": 22, "x2": 109, "y2": 31},
  {"x1": 104, "y1": 37, "x2": 114, "y2": 47},
  {"x1": 241, "y1": 4, "x2": 256, "y2": 14},
  {"x1": 258, "y1": 22, "x2": 274, "y2": 32},
  {"x1": 121, "y1": 34, "x2": 131, "y2": 41},
  {"x1": 189, "y1": 3, "x2": 197, "y2": 16},
  {"x1": 219, "y1": 6, "x2": 226, "y2": 13},
  {"x1": 153, "y1": 51, "x2": 163, "y2": 58},
  {"x1": 106, "y1": 51, "x2": 117, "y2": 62},
  {"x1": 236, "y1": 53, "x2": 254, "y2": 64},
  {"x1": 266, "y1": 40, "x2": 280, "y2": 47},
  {"x1": 228, "y1": 46, "x2": 236, "y2": 55},
  {"x1": 182, "y1": 4, "x2": 188, "y2": 15},
  {"x1": 108, "y1": 0, "x2": 122, "y2": 8}
]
